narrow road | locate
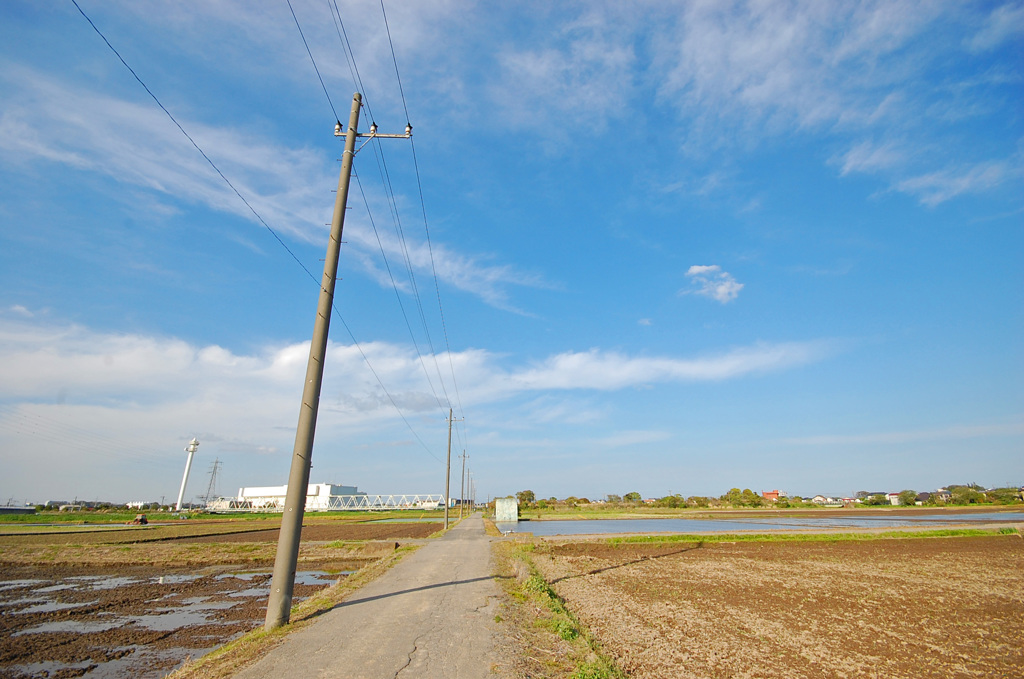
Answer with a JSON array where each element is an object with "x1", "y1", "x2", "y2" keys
[{"x1": 233, "y1": 513, "x2": 504, "y2": 678}]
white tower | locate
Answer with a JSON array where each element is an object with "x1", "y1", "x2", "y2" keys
[{"x1": 174, "y1": 438, "x2": 200, "y2": 511}]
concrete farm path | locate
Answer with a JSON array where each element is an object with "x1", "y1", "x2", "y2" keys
[{"x1": 233, "y1": 513, "x2": 506, "y2": 679}]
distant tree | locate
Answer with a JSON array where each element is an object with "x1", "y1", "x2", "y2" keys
[
  {"x1": 898, "y1": 490, "x2": 917, "y2": 506},
  {"x1": 576, "y1": 497, "x2": 591, "y2": 504},
  {"x1": 862, "y1": 494, "x2": 888, "y2": 506},
  {"x1": 951, "y1": 486, "x2": 984, "y2": 505},
  {"x1": 855, "y1": 491, "x2": 871, "y2": 499},
  {"x1": 516, "y1": 490, "x2": 535, "y2": 505},
  {"x1": 687, "y1": 496, "x2": 710, "y2": 508},
  {"x1": 537, "y1": 499, "x2": 548, "y2": 509},
  {"x1": 986, "y1": 487, "x2": 1023, "y2": 505},
  {"x1": 623, "y1": 491, "x2": 642, "y2": 503},
  {"x1": 606, "y1": 494, "x2": 622, "y2": 503},
  {"x1": 740, "y1": 489, "x2": 764, "y2": 507},
  {"x1": 721, "y1": 488, "x2": 743, "y2": 507}
]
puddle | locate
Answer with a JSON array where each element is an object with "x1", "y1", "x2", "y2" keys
[
  {"x1": 14, "y1": 599, "x2": 98, "y2": 614},
  {"x1": 15, "y1": 617, "x2": 122, "y2": 636},
  {"x1": 0, "y1": 579, "x2": 44, "y2": 593},
  {"x1": 1, "y1": 567, "x2": 343, "y2": 676}
]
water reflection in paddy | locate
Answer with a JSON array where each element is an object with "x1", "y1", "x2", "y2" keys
[{"x1": 495, "y1": 512, "x2": 1024, "y2": 537}]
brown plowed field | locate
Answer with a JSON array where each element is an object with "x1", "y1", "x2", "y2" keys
[
  {"x1": 533, "y1": 535, "x2": 1024, "y2": 678},
  {"x1": 172, "y1": 522, "x2": 440, "y2": 543}
]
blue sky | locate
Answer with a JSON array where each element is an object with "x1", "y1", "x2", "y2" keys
[{"x1": 1, "y1": 0, "x2": 1021, "y2": 505}]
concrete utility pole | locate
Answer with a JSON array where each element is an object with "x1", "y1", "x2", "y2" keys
[
  {"x1": 443, "y1": 409, "x2": 464, "y2": 529},
  {"x1": 264, "y1": 94, "x2": 412, "y2": 632},
  {"x1": 175, "y1": 438, "x2": 199, "y2": 512},
  {"x1": 266, "y1": 93, "x2": 354, "y2": 631},
  {"x1": 459, "y1": 450, "x2": 468, "y2": 519}
]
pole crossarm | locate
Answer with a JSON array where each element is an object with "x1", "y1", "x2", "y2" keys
[{"x1": 339, "y1": 120, "x2": 412, "y2": 155}]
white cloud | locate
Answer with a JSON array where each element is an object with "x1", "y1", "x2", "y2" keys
[
  {"x1": 966, "y1": 3, "x2": 1024, "y2": 52},
  {"x1": 490, "y1": 8, "x2": 637, "y2": 135},
  {"x1": 782, "y1": 422, "x2": 1024, "y2": 446},
  {"x1": 682, "y1": 264, "x2": 744, "y2": 303},
  {"x1": 0, "y1": 66, "x2": 543, "y2": 309},
  {"x1": 0, "y1": 315, "x2": 835, "y2": 500},
  {"x1": 0, "y1": 317, "x2": 831, "y2": 413},
  {"x1": 837, "y1": 140, "x2": 904, "y2": 176},
  {"x1": 895, "y1": 161, "x2": 1016, "y2": 206}
]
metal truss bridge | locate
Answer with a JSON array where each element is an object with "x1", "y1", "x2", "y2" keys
[{"x1": 207, "y1": 494, "x2": 446, "y2": 513}]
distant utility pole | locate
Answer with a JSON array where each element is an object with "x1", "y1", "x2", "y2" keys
[
  {"x1": 459, "y1": 450, "x2": 468, "y2": 519},
  {"x1": 264, "y1": 93, "x2": 410, "y2": 632},
  {"x1": 444, "y1": 409, "x2": 463, "y2": 529}
]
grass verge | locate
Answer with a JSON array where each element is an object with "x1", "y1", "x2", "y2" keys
[
  {"x1": 493, "y1": 540, "x2": 624, "y2": 679},
  {"x1": 166, "y1": 544, "x2": 420, "y2": 679},
  {"x1": 605, "y1": 526, "x2": 1020, "y2": 546}
]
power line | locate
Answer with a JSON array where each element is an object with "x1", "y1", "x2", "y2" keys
[
  {"x1": 71, "y1": 0, "x2": 441, "y2": 462},
  {"x1": 379, "y1": 0, "x2": 410, "y2": 124},
  {"x1": 376, "y1": 1, "x2": 467, "y2": 435},
  {"x1": 353, "y1": 171, "x2": 448, "y2": 413},
  {"x1": 71, "y1": 0, "x2": 318, "y2": 287},
  {"x1": 326, "y1": 0, "x2": 456, "y2": 418},
  {"x1": 287, "y1": 0, "x2": 339, "y2": 122}
]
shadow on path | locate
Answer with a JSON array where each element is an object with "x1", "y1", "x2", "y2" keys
[{"x1": 300, "y1": 575, "x2": 513, "y2": 623}]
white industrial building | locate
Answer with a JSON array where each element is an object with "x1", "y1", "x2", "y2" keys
[
  {"x1": 207, "y1": 482, "x2": 444, "y2": 513},
  {"x1": 234, "y1": 483, "x2": 362, "y2": 511}
]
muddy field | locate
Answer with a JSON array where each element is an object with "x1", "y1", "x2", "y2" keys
[
  {"x1": 533, "y1": 534, "x2": 1024, "y2": 678},
  {"x1": 0, "y1": 521, "x2": 439, "y2": 678}
]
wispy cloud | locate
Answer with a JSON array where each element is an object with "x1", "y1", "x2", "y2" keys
[
  {"x1": 836, "y1": 140, "x2": 904, "y2": 176},
  {"x1": 966, "y1": 2, "x2": 1024, "y2": 52},
  {"x1": 0, "y1": 66, "x2": 543, "y2": 308},
  {"x1": 895, "y1": 160, "x2": 1016, "y2": 206},
  {"x1": 490, "y1": 7, "x2": 636, "y2": 136},
  {"x1": 681, "y1": 265, "x2": 744, "y2": 303},
  {"x1": 782, "y1": 422, "x2": 1024, "y2": 446}
]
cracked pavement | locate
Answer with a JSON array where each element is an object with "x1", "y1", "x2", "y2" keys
[{"x1": 233, "y1": 513, "x2": 504, "y2": 678}]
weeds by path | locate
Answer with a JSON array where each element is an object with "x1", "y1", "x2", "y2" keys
[{"x1": 492, "y1": 540, "x2": 625, "y2": 679}]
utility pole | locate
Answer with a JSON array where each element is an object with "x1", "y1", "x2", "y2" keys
[
  {"x1": 444, "y1": 409, "x2": 463, "y2": 529},
  {"x1": 459, "y1": 450, "x2": 468, "y2": 519},
  {"x1": 264, "y1": 94, "x2": 411, "y2": 632}
]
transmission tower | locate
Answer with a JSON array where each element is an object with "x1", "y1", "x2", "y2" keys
[{"x1": 202, "y1": 458, "x2": 221, "y2": 505}]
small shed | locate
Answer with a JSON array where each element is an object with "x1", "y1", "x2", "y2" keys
[{"x1": 495, "y1": 497, "x2": 518, "y2": 522}]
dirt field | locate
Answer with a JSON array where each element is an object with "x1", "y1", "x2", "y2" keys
[
  {"x1": 0, "y1": 521, "x2": 439, "y2": 678},
  {"x1": 532, "y1": 534, "x2": 1024, "y2": 678}
]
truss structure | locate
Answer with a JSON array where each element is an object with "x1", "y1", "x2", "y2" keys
[{"x1": 207, "y1": 494, "x2": 444, "y2": 513}]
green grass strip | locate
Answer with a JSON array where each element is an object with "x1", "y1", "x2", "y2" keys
[{"x1": 607, "y1": 527, "x2": 1017, "y2": 546}]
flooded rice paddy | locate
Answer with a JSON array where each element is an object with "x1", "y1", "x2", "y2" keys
[
  {"x1": 0, "y1": 567, "x2": 340, "y2": 678},
  {"x1": 496, "y1": 511, "x2": 1024, "y2": 536}
]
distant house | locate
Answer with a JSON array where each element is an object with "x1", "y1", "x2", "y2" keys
[
  {"x1": 762, "y1": 490, "x2": 780, "y2": 502},
  {"x1": 812, "y1": 495, "x2": 843, "y2": 507},
  {"x1": 886, "y1": 493, "x2": 901, "y2": 506},
  {"x1": 935, "y1": 488, "x2": 952, "y2": 502},
  {"x1": 916, "y1": 492, "x2": 932, "y2": 504}
]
